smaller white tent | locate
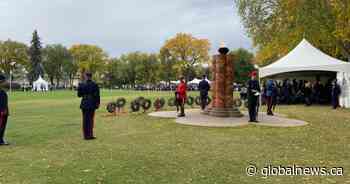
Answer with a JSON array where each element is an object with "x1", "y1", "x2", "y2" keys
[
  {"x1": 188, "y1": 78, "x2": 201, "y2": 85},
  {"x1": 32, "y1": 76, "x2": 49, "y2": 91},
  {"x1": 170, "y1": 80, "x2": 180, "y2": 85}
]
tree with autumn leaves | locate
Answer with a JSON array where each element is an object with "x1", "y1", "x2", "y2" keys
[
  {"x1": 235, "y1": 0, "x2": 350, "y2": 66},
  {"x1": 69, "y1": 44, "x2": 108, "y2": 81},
  {"x1": 0, "y1": 31, "x2": 256, "y2": 87},
  {"x1": 160, "y1": 33, "x2": 211, "y2": 82}
]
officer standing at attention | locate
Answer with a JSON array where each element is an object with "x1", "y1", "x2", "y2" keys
[
  {"x1": 247, "y1": 71, "x2": 260, "y2": 123},
  {"x1": 331, "y1": 79, "x2": 341, "y2": 109},
  {"x1": 198, "y1": 75, "x2": 210, "y2": 110},
  {"x1": 78, "y1": 72, "x2": 100, "y2": 140},
  {"x1": 176, "y1": 77, "x2": 187, "y2": 117},
  {"x1": 0, "y1": 74, "x2": 10, "y2": 146}
]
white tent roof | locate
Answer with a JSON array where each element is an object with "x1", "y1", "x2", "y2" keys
[
  {"x1": 33, "y1": 76, "x2": 49, "y2": 91},
  {"x1": 170, "y1": 80, "x2": 180, "y2": 84},
  {"x1": 33, "y1": 76, "x2": 48, "y2": 85},
  {"x1": 188, "y1": 78, "x2": 211, "y2": 84},
  {"x1": 188, "y1": 78, "x2": 201, "y2": 84},
  {"x1": 260, "y1": 39, "x2": 350, "y2": 78}
]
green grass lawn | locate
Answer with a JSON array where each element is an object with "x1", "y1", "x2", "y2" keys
[{"x1": 0, "y1": 90, "x2": 349, "y2": 184}]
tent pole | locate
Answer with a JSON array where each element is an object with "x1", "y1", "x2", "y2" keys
[{"x1": 259, "y1": 75, "x2": 262, "y2": 122}]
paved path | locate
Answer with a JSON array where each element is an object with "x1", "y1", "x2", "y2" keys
[{"x1": 149, "y1": 109, "x2": 308, "y2": 128}]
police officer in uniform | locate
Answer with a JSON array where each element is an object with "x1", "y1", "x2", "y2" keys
[
  {"x1": 198, "y1": 75, "x2": 210, "y2": 110},
  {"x1": 78, "y1": 72, "x2": 100, "y2": 140},
  {"x1": 247, "y1": 71, "x2": 260, "y2": 123},
  {"x1": 176, "y1": 77, "x2": 187, "y2": 117},
  {"x1": 0, "y1": 74, "x2": 9, "y2": 146}
]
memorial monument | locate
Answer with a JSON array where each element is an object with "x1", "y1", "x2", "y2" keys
[{"x1": 204, "y1": 43, "x2": 243, "y2": 117}]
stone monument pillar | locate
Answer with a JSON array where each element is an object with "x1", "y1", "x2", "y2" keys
[{"x1": 204, "y1": 43, "x2": 243, "y2": 117}]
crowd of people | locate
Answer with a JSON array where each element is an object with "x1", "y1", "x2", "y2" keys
[
  {"x1": 259, "y1": 78, "x2": 342, "y2": 109},
  {"x1": 241, "y1": 77, "x2": 342, "y2": 110}
]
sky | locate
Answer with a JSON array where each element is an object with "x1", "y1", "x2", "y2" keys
[{"x1": 0, "y1": 0, "x2": 253, "y2": 57}]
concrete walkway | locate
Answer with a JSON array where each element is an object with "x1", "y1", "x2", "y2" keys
[{"x1": 148, "y1": 109, "x2": 308, "y2": 128}]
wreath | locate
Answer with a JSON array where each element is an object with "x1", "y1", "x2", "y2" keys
[
  {"x1": 106, "y1": 102, "x2": 117, "y2": 113},
  {"x1": 130, "y1": 100, "x2": 140, "y2": 112},
  {"x1": 195, "y1": 96, "x2": 212, "y2": 106},
  {"x1": 135, "y1": 97, "x2": 145, "y2": 104},
  {"x1": 194, "y1": 96, "x2": 211, "y2": 106},
  {"x1": 195, "y1": 96, "x2": 201, "y2": 105},
  {"x1": 116, "y1": 98, "x2": 126, "y2": 108},
  {"x1": 154, "y1": 98, "x2": 165, "y2": 109},
  {"x1": 207, "y1": 97, "x2": 212, "y2": 105},
  {"x1": 141, "y1": 99, "x2": 152, "y2": 111},
  {"x1": 168, "y1": 98, "x2": 176, "y2": 107},
  {"x1": 234, "y1": 99, "x2": 242, "y2": 107},
  {"x1": 186, "y1": 96, "x2": 194, "y2": 106}
]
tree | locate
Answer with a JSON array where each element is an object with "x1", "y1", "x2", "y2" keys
[
  {"x1": 119, "y1": 52, "x2": 138, "y2": 87},
  {"x1": 113, "y1": 52, "x2": 161, "y2": 87},
  {"x1": 28, "y1": 30, "x2": 44, "y2": 82},
  {"x1": 160, "y1": 33, "x2": 210, "y2": 81},
  {"x1": 329, "y1": 0, "x2": 350, "y2": 61},
  {"x1": 69, "y1": 44, "x2": 107, "y2": 81},
  {"x1": 235, "y1": 0, "x2": 350, "y2": 65},
  {"x1": 159, "y1": 48, "x2": 177, "y2": 85},
  {"x1": 0, "y1": 39, "x2": 29, "y2": 78},
  {"x1": 135, "y1": 53, "x2": 160, "y2": 85},
  {"x1": 42, "y1": 44, "x2": 72, "y2": 87},
  {"x1": 62, "y1": 56, "x2": 78, "y2": 88},
  {"x1": 104, "y1": 58, "x2": 128, "y2": 88},
  {"x1": 230, "y1": 48, "x2": 255, "y2": 83}
]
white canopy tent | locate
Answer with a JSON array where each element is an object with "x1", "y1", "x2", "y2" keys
[
  {"x1": 170, "y1": 80, "x2": 180, "y2": 85},
  {"x1": 32, "y1": 76, "x2": 49, "y2": 91},
  {"x1": 259, "y1": 39, "x2": 350, "y2": 108},
  {"x1": 188, "y1": 78, "x2": 201, "y2": 85},
  {"x1": 188, "y1": 78, "x2": 211, "y2": 85}
]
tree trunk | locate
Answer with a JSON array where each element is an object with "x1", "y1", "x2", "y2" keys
[
  {"x1": 56, "y1": 78, "x2": 60, "y2": 87},
  {"x1": 50, "y1": 76, "x2": 54, "y2": 86},
  {"x1": 69, "y1": 75, "x2": 73, "y2": 89}
]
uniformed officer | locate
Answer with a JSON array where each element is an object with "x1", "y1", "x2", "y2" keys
[
  {"x1": 198, "y1": 75, "x2": 210, "y2": 110},
  {"x1": 0, "y1": 74, "x2": 9, "y2": 146},
  {"x1": 176, "y1": 77, "x2": 187, "y2": 117},
  {"x1": 247, "y1": 71, "x2": 260, "y2": 123},
  {"x1": 77, "y1": 72, "x2": 100, "y2": 140},
  {"x1": 331, "y1": 79, "x2": 341, "y2": 109}
]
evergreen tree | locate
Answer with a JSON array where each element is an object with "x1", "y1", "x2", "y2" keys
[{"x1": 28, "y1": 30, "x2": 44, "y2": 83}]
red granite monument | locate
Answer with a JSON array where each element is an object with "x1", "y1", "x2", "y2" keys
[{"x1": 204, "y1": 43, "x2": 243, "y2": 117}]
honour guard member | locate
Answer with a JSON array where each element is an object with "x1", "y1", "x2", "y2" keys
[
  {"x1": 0, "y1": 74, "x2": 9, "y2": 146},
  {"x1": 77, "y1": 72, "x2": 100, "y2": 140},
  {"x1": 247, "y1": 71, "x2": 260, "y2": 123}
]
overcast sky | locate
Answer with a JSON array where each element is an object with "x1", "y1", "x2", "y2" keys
[{"x1": 0, "y1": 0, "x2": 252, "y2": 57}]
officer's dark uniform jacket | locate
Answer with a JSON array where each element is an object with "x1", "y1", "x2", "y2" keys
[
  {"x1": 0, "y1": 89, "x2": 8, "y2": 113},
  {"x1": 247, "y1": 79, "x2": 260, "y2": 121},
  {"x1": 247, "y1": 79, "x2": 260, "y2": 102},
  {"x1": 78, "y1": 80, "x2": 100, "y2": 110},
  {"x1": 0, "y1": 88, "x2": 9, "y2": 143},
  {"x1": 198, "y1": 80, "x2": 210, "y2": 97}
]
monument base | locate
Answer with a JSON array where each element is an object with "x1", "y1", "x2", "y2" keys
[{"x1": 203, "y1": 107, "x2": 243, "y2": 118}]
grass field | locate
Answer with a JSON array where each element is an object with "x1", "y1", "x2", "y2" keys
[{"x1": 0, "y1": 90, "x2": 349, "y2": 184}]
